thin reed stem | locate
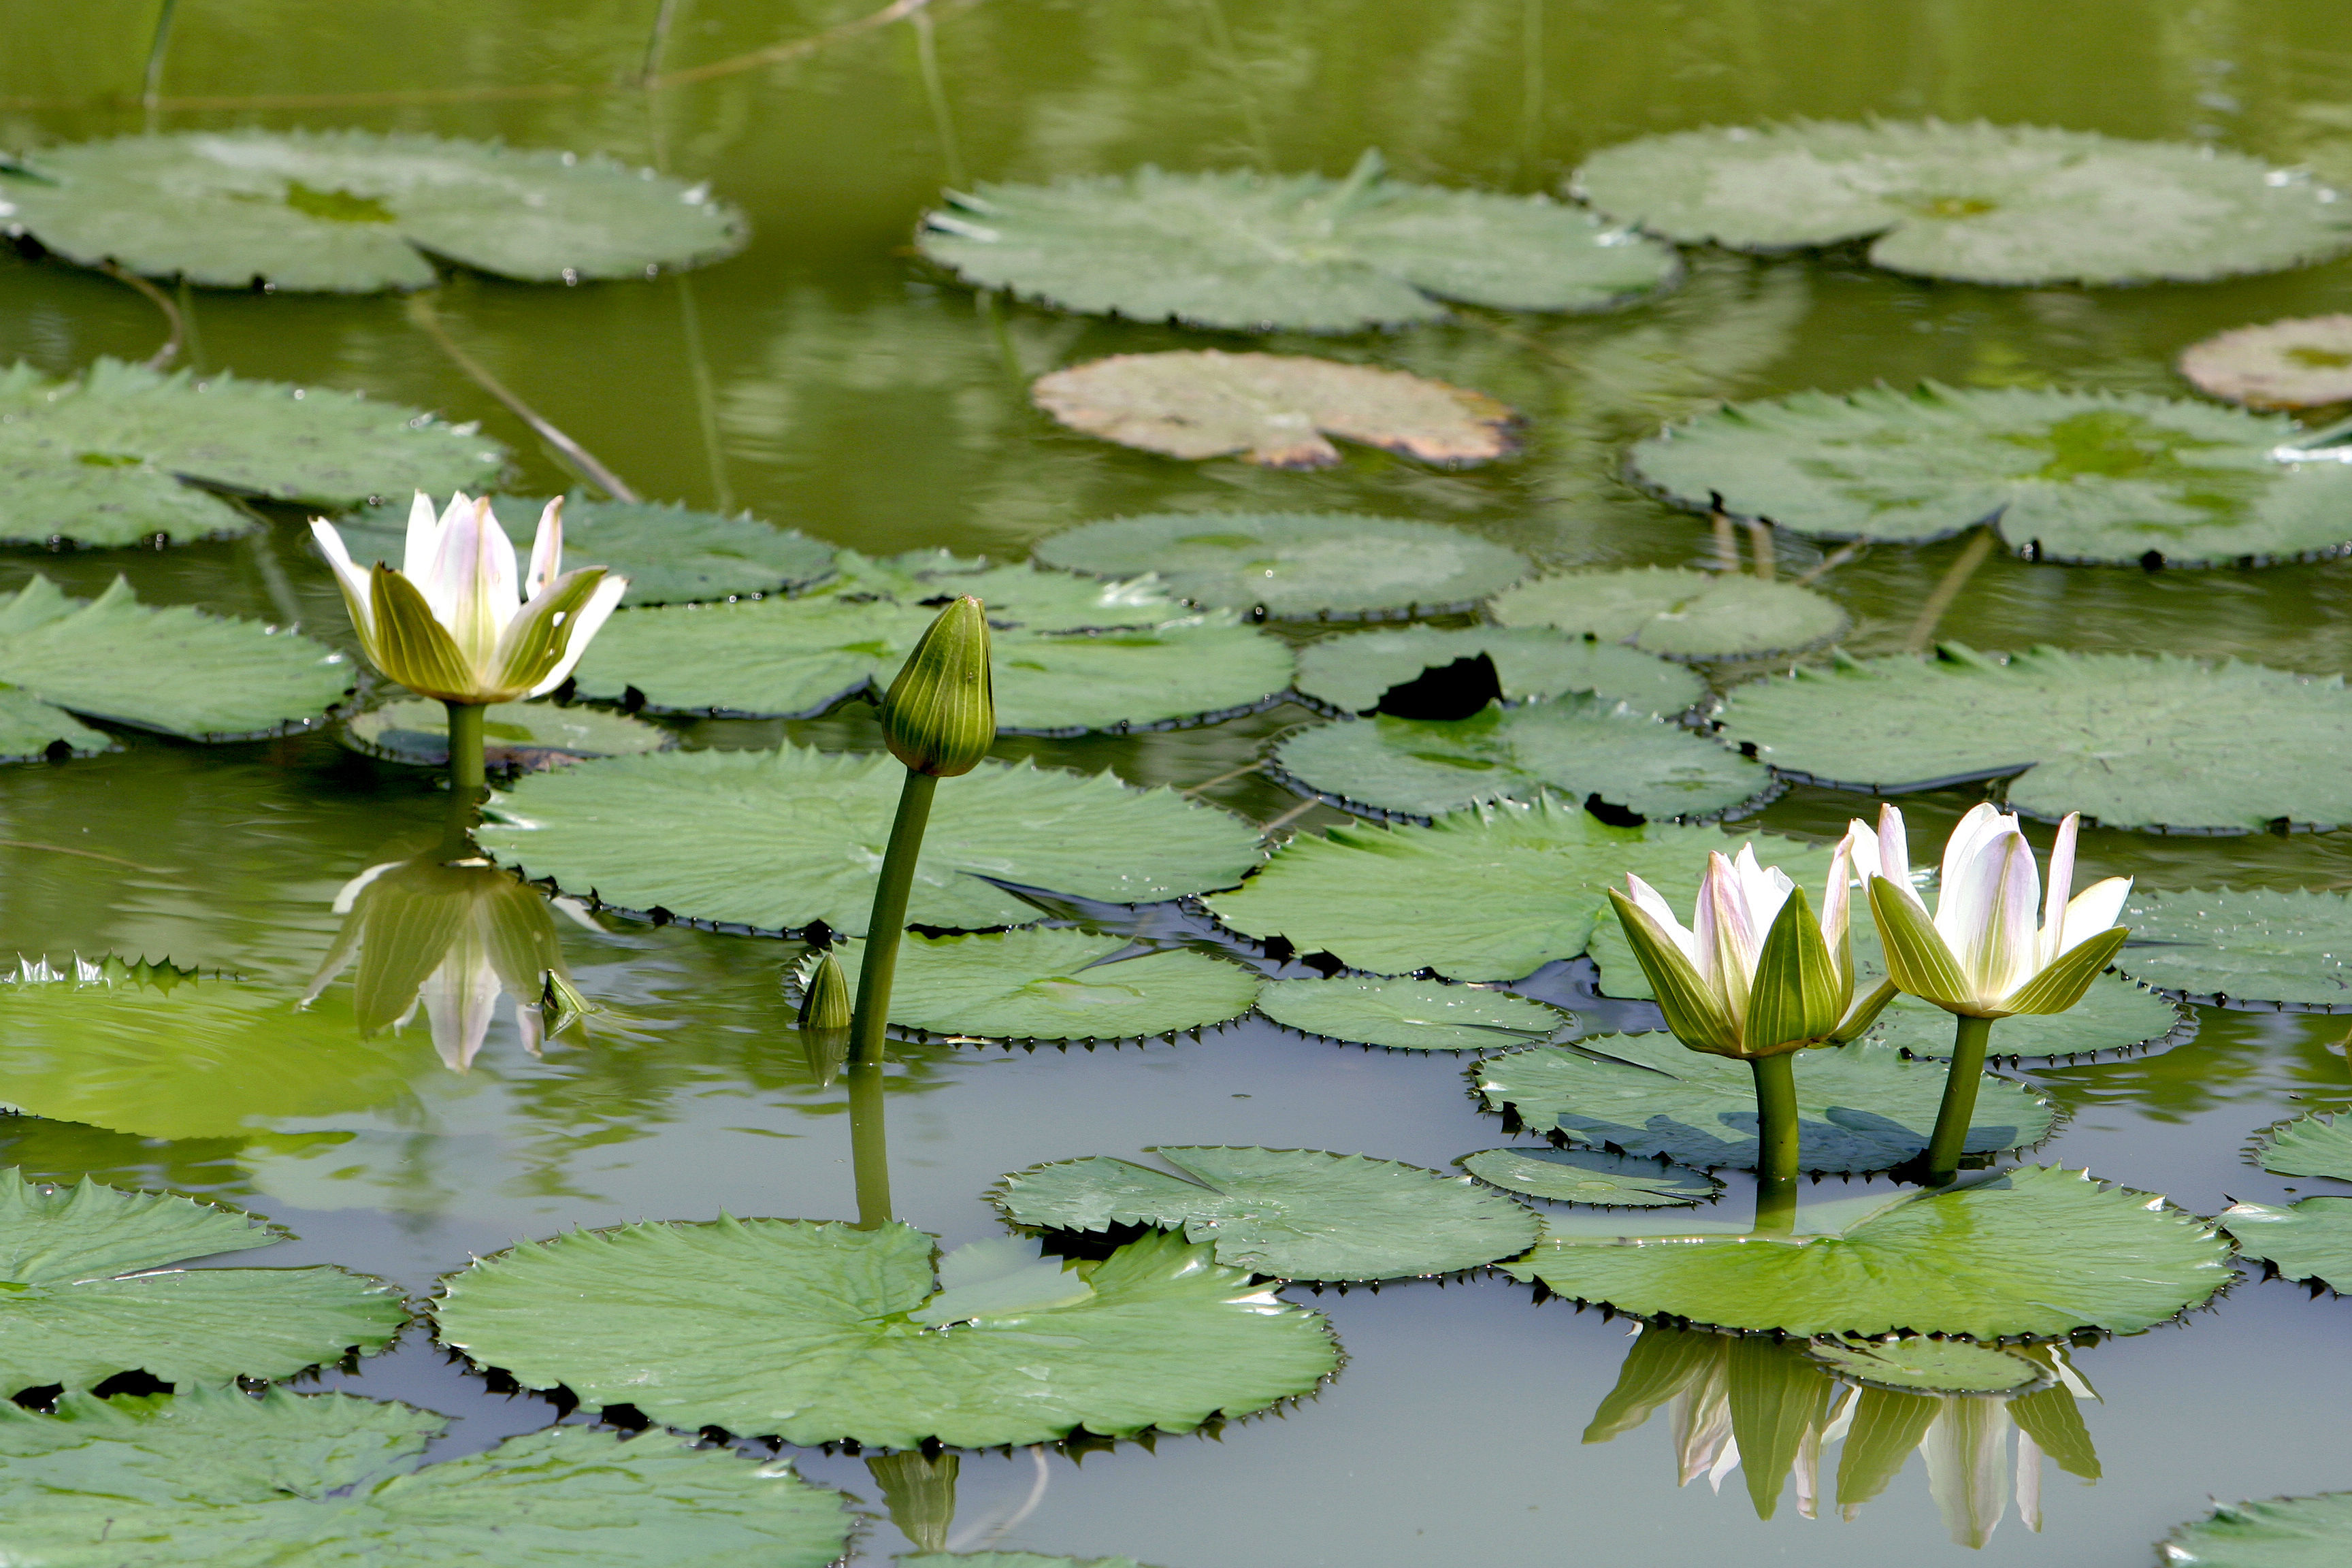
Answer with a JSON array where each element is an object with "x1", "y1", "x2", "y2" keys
[
  {"x1": 99, "y1": 262, "x2": 182, "y2": 368},
  {"x1": 406, "y1": 293, "x2": 640, "y2": 502},
  {"x1": 1903, "y1": 527, "x2": 1996, "y2": 653}
]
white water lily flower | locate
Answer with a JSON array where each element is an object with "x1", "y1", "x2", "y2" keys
[
  {"x1": 1855, "y1": 802, "x2": 2132, "y2": 1019},
  {"x1": 310, "y1": 492, "x2": 627, "y2": 706}
]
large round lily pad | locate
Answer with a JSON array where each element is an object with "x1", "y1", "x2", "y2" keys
[
  {"x1": 818, "y1": 549, "x2": 1186, "y2": 632},
  {"x1": 435, "y1": 1223, "x2": 1337, "y2": 1449},
  {"x1": 1255, "y1": 975, "x2": 1575, "y2": 1052},
  {"x1": 2254, "y1": 1115, "x2": 2352, "y2": 1183},
  {"x1": 992, "y1": 1146, "x2": 1539, "y2": 1281},
  {"x1": 1036, "y1": 511, "x2": 1529, "y2": 621},
  {"x1": 0, "y1": 1172, "x2": 405, "y2": 1392},
  {"x1": 2221, "y1": 1198, "x2": 2352, "y2": 1292},
  {"x1": 1477, "y1": 1033, "x2": 2054, "y2": 1172},
  {"x1": 0, "y1": 358, "x2": 504, "y2": 549},
  {"x1": 1489, "y1": 566, "x2": 1849, "y2": 660},
  {"x1": 1507, "y1": 1164, "x2": 2232, "y2": 1337},
  {"x1": 1, "y1": 129, "x2": 747, "y2": 291},
  {"x1": 1572, "y1": 121, "x2": 2352, "y2": 285},
  {"x1": 919, "y1": 154, "x2": 1678, "y2": 331},
  {"x1": 2161, "y1": 1491, "x2": 2352, "y2": 1567},
  {"x1": 2114, "y1": 887, "x2": 2352, "y2": 1009},
  {"x1": 1459, "y1": 1147, "x2": 1720, "y2": 1208},
  {"x1": 1293, "y1": 625, "x2": 1703, "y2": 716},
  {"x1": 1805, "y1": 1337, "x2": 2043, "y2": 1395},
  {"x1": 1033, "y1": 352, "x2": 1516, "y2": 469},
  {"x1": 344, "y1": 698, "x2": 668, "y2": 771},
  {"x1": 811, "y1": 930, "x2": 1260, "y2": 1043},
  {"x1": 1629, "y1": 383, "x2": 2352, "y2": 566},
  {"x1": 1271, "y1": 698, "x2": 1769, "y2": 822},
  {"x1": 2180, "y1": 315, "x2": 2352, "y2": 410},
  {"x1": 479, "y1": 746, "x2": 1262, "y2": 936},
  {"x1": 1715, "y1": 642, "x2": 2352, "y2": 832},
  {"x1": 1870, "y1": 976, "x2": 2189, "y2": 1063}
]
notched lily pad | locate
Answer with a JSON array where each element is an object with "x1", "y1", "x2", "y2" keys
[
  {"x1": 2253, "y1": 1113, "x2": 2352, "y2": 1183},
  {"x1": 1255, "y1": 975, "x2": 1574, "y2": 1052},
  {"x1": 344, "y1": 698, "x2": 669, "y2": 772},
  {"x1": 1459, "y1": 1147, "x2": 1720, "y2": 1208},
  {"x1": 1032, "y1": 352, "x2": 1517, "y2": 469},
  {"x1": 1293, "y1": 625, "x2": 1703, "y2": 716},
  {"x1": 2221, "y1": 1197, "x2": 2352, "y2": 1292},
  {"x1": 2116, "y1": 887, "x2": 2352, "y2": 1010},
  {"x1": 2161, "y1": 1490, "x2": 2352, "y2": 1567},
  {"x1": 2181, "y1": 315, "x2": 2352, "y2": 410},
  {"x1": 1806, "y1": 1336, "x2": 2044, "y2": 1394},
  {"x1": 1490, "y1": 566, "x2": 1848, "y2": 660},
  {"x1": 992, "y1": 1145, "x2": 1539, "y2": 1281},
  {"x1": 1870, "y1": 975, "x2": 2190, "y2": 1064}
]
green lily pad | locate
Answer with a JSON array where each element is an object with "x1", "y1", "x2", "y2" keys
[
  {"x1": 1458, "y1": 1147, "x2": 1720, "y2": 1207},
  {"x1": 336, "y1": 495, "x2": 835, "y2": 608},
  {"x1": 1271, "y1": 698, "x2": 1770, "y2": 822},
  {"x1": 1573, "y1": 121, "x2": 2352, "y2": 285},
  {"x1": 919, "y1": 152, "x2": 1678, "y2": 332},
  {"x1": 1034, "y1": 512, "x2": 1530, "y2": 621},
  {"x1": 1206, "y1": 799, "x2": 1832, "y2": 981},
  {"x1": 806, "y1": 930, "x2": 1260, "y2": 1043},
  {"x1": 814, "y1": 550, "x2": 1186, "y2": 632},
  {"x1": 1489, "y1": 566, "x2": 1849, "y2": 660},
  {"x1": 2180, "y1": 315, "x2": 2352, "y2": 410},
  {"x1": 992, "y1": 1146, "x2": 1539, "y2": 1281},
  {"x1": 2221, "y1": 1198, "x2": 2352, "y2": 1291},
  {"x1": 1715, "y1": 643, "x2": 2352, "y2": 832},
  {"x1": 1255, "y1": 975, "x2": 1575, "y2": 1051},
  {"x1": 1, "y1": 129, "x2": 747, "y2": 291},
  {"x1": 0, "y1": 1171, "x2": 404, "y2": 1392},
  {"x1": 0, "y1": 358, "x2": 504, "y2": 547},
  {"x1": 2161, "y1": 1491, "x2": 2352, "y2": 1567},
  {"x1": 0, "y1": 1390, "x2": 850, "y2": 1565},
  {"x1": 1476, "y1": 1033, "x2": 2055, "y2": 1172},
  {"x1": 1869, "y1": 976, "x2": 2190, "y2": 1063},
  {"x1": 2114, "y1": 887, "x2": 2352, "y2": 1009},
  {"x1": 2254, "y1": 1115, "x2": 2352, "y2": 1182},
  {"x1": 480, "y1": 746, "x2": 1263, "y2": 936},
  {"x1": 344, "y1": 698, "x2": 670, "y2": 771},
  {"x1": 434, "y1": 1224, "x2": 1337, "y2": 1449},
  {"x1": 1293, "y1": 625, "x2": 1704, "y2": 716},
  {"x1": 1806, "y1": 1337, "x2": 2043, "y2": 1394},
  {"x1": 1507, "y1": 1164, "x2": 2232, "y2": 1337},
  {"x1": 1629, "y1": 383, "x2": 2352, "y2": 566}
]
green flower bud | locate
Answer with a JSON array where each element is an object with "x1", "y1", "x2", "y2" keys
[
  {"x1": 796, "y1": 949, "x2": 853, "y2": 1087},
  {"x1": 880, "y1": 596, "x2": 995, "y2": 777}
]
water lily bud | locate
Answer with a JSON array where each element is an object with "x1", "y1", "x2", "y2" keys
[
  {"x1": 798, "y1": 950, "x2": 853, "y2": 1033},
  {"x1": 879, "y1": 596, "x2": 994, "y2": 777}
]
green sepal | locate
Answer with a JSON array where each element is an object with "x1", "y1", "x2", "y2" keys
[
  {"x1": 489, "y1": 566, "x2": 610, "y2": 698},
  {"x1": 1607, "y1": 888, "x2": 1739, "y2": 1054},
  {"x1": 881, "y1": 595, "x2": 996, "y2": 777},
  {"x1": 1999, "y1": 926, "x2": 2129, "y2": 1015},
  {"x1": 1866, "y1": 875, "x2": 1976, "y2": 1012},
  {"x1": 368, "y1": 565, "x2": 478, "y2": 702},
  {"x1": 1742, "y1": 885, "x2": 1843, "y2": 1055},
  {"x1": 1829, "y1": 977, "x2": 1899, "y2": 1043},
  {"x1": 798, "y1": 951, "x2": 853, "y2": 1032}
]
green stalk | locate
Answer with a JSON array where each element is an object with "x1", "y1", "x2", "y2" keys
[
  {"x1": 444, "y1": 700, "x2": 487, "y2": 838},
  {"x1": 840, "y1": 768, "x2": 938, "y2": 1228},
  {"x1": 1750, "y1": 1051, "x2": 1799, "y2": 1234},
  {"x1": 847, "y1": 1054, "x2": 894, "y2": 1230},
  {"x1": 1924, "y1": 1012, "x2": 1997, "y2": 1186}
]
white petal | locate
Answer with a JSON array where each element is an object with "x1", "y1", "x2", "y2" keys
[
  {"x1": 308, "y1": 520, "x2": 376, "y2": 642},
  {"x1": 1876, "y1": 803, "x2": 1912, "y2": 887},
  {"x1": 1626, "y1": 873, "x2": 1701, "y2": 962},
  {"x1": 329, "y1": 858, "x2": 404, "y2": 915},
  {"x1": 1934, "y1": 812, "x2": 2021, "y2": 946},
  {"x1": 402, "y1": 490, "x2": 444, "y2": 581},
  {"x1": 1699, "y1": 853, "x2": 1761, "y2": 1019},
  {"x1": 525, "y1": 496, "x2": 564, "y2": 599},
  {"x1": 419, "y1": 943, "x2": 500, "y2": 1073},
  {"x1": 1937, "y1": 804, "x2": 2011, "y2": 915},
  {"x1": 1959, "y1": 833, "x2": 2041, "y2": 999},
  {"x1": 523, "y1": 573, "x2": 627, "y2": 698},
  {"x1": 434, "y1": 496, "x2": 522, "y2": 672},
  {"x1": 1843, "y1": 820, "x2": 1883, "y2": 885},
  {"x1": 2040, "y1": 813, "x2": 2080, "y2": 965},
  {"x1": 1820, "y1": 839, "x2": 1854, "y2": 956},
  {"x1": 2060, "y1": 877, "x2": 2133, "y2": 952}
]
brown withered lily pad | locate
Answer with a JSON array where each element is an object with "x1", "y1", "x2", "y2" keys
[
  {"x1": 2180, "y1": 314, "x2": 2352, "y2": 409},
  {"x1": 1031, "y1": 351, "x2": 1518, "y2": 469}
]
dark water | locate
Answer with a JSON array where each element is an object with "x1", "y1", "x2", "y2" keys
[{"x1": 5, "y1": 1, "x2": 2352, "y2": 1561}]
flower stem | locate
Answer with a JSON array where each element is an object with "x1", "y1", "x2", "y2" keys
[
  {"x1": 1925, "y1": 1012, "x2": 1997, "y2": 1186},
  {"x1": 848, "y1": 1054, "x2": 894, "y2": 1230},
  {"x1": 444, "y1": 701, "x2": 487, "y2": 838},
  {"x1": 841, "y1": 767, "x2": 938, "y2": 1228},
  {"x1": 1750, "y1": 1051, "x2": 1800, "y2": 1233}
]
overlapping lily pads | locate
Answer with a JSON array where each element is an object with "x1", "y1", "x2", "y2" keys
[
  {"x1": 1630, "y1": 384, "x2": 2352, "y2": 566},
  {"x1": 0, "y1": 1172, "x2": 404, "y2": 1392},
  {"x1": 2181, "y1": 315, "x2": 2352, "y2": 410},
  {"x1": 1489, "y1": 566, "x2": 1849, "y2": 660},
  {"x1": 1477, "y1": 1033, "x2": 2053, "y2": 1171},
  {"x1": 1507, "y1": 1165, "x2": 2232, "y2": 1337},
  {"x1": 1, "y1": 130, "x2": 747, "y2": 291},
  {"x1": 993, "y1": 1146, "x2": 1539, "y2": 1281},
  {"x1": 2114, "y1": 887, "x2": 2352, "y2": 1009},
  {"x1": 1714, "y1": 643, "x2": 2352, "y2": 832},
  {"x1": 1459, "y1": 1147, "x2": 1720, "y2": 1208},
  {"x1": 2253, "y1": 1114, "x2": 2352, "y2": 1182},
  {"x1": 1806, "y1": 1337, "x2": 2044, "y2": 1395},
  {"x1": 344, "y1": 698, "x2": 669, "y2": 771},
  {"x1": 480, "y1": 746, "x2": 1263, "y2": 936},
  {"x1": 1292, "y1": 625, "x2": 1703, "y2": 715},
  {"x1": 1255, "y1": 975, "x2": 1575, "y2": 1051},
  {"x1": 919, "y1": 153, "x2": 1679, "y2": 331},
  {"x1": 0, "y1": 359, "x2": 504, "y2": 547},
  {"x1": 2220, "y1": 1198, "x2": 2352, "y2": 1292},
  {"x1": 2161, "y1": 1490, "x2": 2352, "y2": 1566},
  {"x1": 434, "y1": 1223, "x2": 1337, "y2": 1448},
  {"x1": 810, "y1": 930, "x2": 1260, "y2": 1043},
  {"x1": 1272, "y1": 698, "x2": 1770, "y2": 822},
  {"x1": 1033, "y1": 353, "x2": 1517, "y2": 468},
  {"x1": 1573, "y1": 121, "x2": 2352, "y2": 285},
  {"x1": 1035, "y1": 511, "x2": 1529, "y2": 620}
]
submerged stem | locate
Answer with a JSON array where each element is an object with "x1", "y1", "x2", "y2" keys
[
  {"x1": 1750, "y1": 1051, "x2": 1800, "y2": 1232},
  {"x1": 1903, "y1": 526, "x2": 1997, "y2": 653},
  {"x1": 848, "y1": 1054, "x2": 894, "y2": 1228},
  {"x1": 444, "y1": 701, "x2": 487, "y2": 833},
  {"x1": 842, "y1": 767, "x2": 936, "y2": 1228},
  {"x1": 1924, "y1": 1012, "x2": 1997, "y2": 1186},
  {"x1": 406, "y1": 293, "x2": 640, "y2": 502}
]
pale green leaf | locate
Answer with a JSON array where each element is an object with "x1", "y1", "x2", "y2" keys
[
  {"x1": 1806, "y1": 1337, "x2": 2043, "y2": 1394},
  {"x1": 344, "y1": 698, "x2": 669, "y2": 770},
  {"x1": 2161, "y1": 1491, "x2": 2352, "y2": 1567},
  {"x1": 2255, "y1": 1114, "x2": 2352, "y2": 1183},
  {"x1": 1254, "y1": 975, "x2": 1575, "y2": 1051},
  {"x1": 1458, "y1": 1147, "x2": 1720, "y2": 1208},
  {"x1": 2116, "y1": 887, "x2": 2352, "y2": 1009},
  {"x1": 1489, "y1": 566, "x2": 1848, "y2": 660},
  {"x1": 2221, "y1": 1197, "x2": 2352, "y2": 1292},
  {"x1": 1292, "y1": 624, "x2": 1703, "y2": 715}
]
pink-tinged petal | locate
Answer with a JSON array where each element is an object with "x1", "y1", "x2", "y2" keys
[
  {"x1": 1625, "y1": 873, "x2": 1700, "y2": 962},
  {"x1": 1700, "y1": 852, "x2": 1760, "y2": 1022},
  {"x1": 1958, "y1": 832, "x2": 2041, "y2": 1000},
  {"x1": 525, "y1": 496, "x2": 565, "y2": 599},
  {"x1": 1820, "y1": 839, "x2": 1854, "y2": 953},
  {"x1": 523, "y1": 573, "x2": 627, "y2": 698},
  {"x1": 419, "y1": 943, "x2": 500, "y2": 1073},
  {"x1": 2040, "y1": 813, "x2": 2080, "y2": 965},
  {"x1": 438, "y1": 495, "x2": 521, "y2": 673},
  {"x1": 2060, "y1": 877, "x2": 2133, "y2": 952},
  {"x1": 308, "y1": 520, "x2": 378, "y2": 644},
  {"x1": 402, "y1": 490, "x2": 444, "y2": 581},
  {"x1": 1936, "y1": 803, "x2": 2010, "y2": 917},
  {"x1": 1876, "y1": 803, "x2": 1912, "y2": 887}
]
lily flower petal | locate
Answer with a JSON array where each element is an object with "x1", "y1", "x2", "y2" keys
[
  {"x1": 1626, "y1": 873, "x2": 1700, "y2": 964},
  {"x1": 1874, "y1": 803, "x2": 1914, "y2": 892},
  {"x1": 402, "y1": 489, "x2": 443, "y2": 583},
  {"x1": 525, "y1": 496, "x2": 564, "y2": 600},
  {"x1": 309, "y1": 519, "x2": 378, "y2": 647},
  {"x1": 2061, "y1": 877, "x2": 2133, "y2": 951},
  {"x1": 2040, "y1": 813, "x2": 2080, "y2": 966},
  {"x1": 523, "y1": 572, "x2": 627, "y2": 699}
]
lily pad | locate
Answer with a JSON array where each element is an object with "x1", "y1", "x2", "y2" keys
[
  {"x1": 434, "y1": 1224, "x2": 1337, "y2": 1449},
  {"x1": 992, "y1": 1146, "x2": 1539, "y2": 1281},
  {"x1": 815, "y1": 550, "x2": 1186, "y2": 632},
  {"x1": 344, "y1": 698, "x2": 670, "y2": 771},
  {"x1": 1293, "y1": 625, "x2": 1704, "y2": 715},
  {"x1": 1572, "y1": 121, "x2": 2352, "y2": 285},
  {"x1": 1476, "y1": 1033, "x2": 2055, "y2": 1172},
  {"x1": 1869, "y1": 976, "x2": 2190, "y2": 1063},
  {"x1": 807, "y1": 930, "x2": 1260, "y2": 1043},
  {"x1": 0, "y1": 358, "x2": 504, "y2": 548},
  {"x1": 2254, "y1": 1115, "x2": 2352, "y2": 1183},
  {"x1": 1036, "y1": 511, "x2": 1529, "y2": 621},
  {"x1": 2115, "y1": 887, "x2": 2352, "y2": 1009},
  {"x1": 1271, "y1": 698, "x2": 1770, "y2": 822},
  {"x1": 1255, "y1": 975, "x2": 1575, "y2": 1052},
  {"x1": 919, "y1": 153, "x2": 1678, "y2": 331},
  {"x1": 2220, "y1": 1198, "x2": 2352, "y2": 1291},
  {"x1": 1806, "y1": 1337, "x2": 2043, "y2": 1395},
  {"x1": 0, "y1": 1392, "x2": 850, "y2": 1565},
  {"x1": 1507, "y1": 1164, "x2": 2232, "y2": 1337},
  {"x1": 1714, "y1": 643, "x2": 2352, "y2": 832},
  {"x1": 2161, "y1": 1491, "x2": 2352, "y2": 1567},
  {"x1": 479, "y1": 746, "x2": 1262, "y2": 936},
  {"x1": 1459, "y1": 1147, "x2": 1720, "y2": 1208},
  {"x1": 1489, "y1": 566, "x2": 1849, "y2": 660},
  {"x1": 1, "y1": 129, "x2": 747, "y2": 291},
  {"x1": 0, "y1": 1171, "x2": 404, "y2": 1392},
  {"x1": 573, "y1": 598, "x2": 1290, "y2": 733},
  {"x1": 2180, "y1": 316, "x2": 2352, "y2": 410},
  {"x1": 1032, "y1": 352, "x2": 1517, "y2": 469},
  {"x1": 1629, "y1": 383, "x2": 2352, "y2": 566},
  {"x1": 336, "y1": 495, "x2": 835, "y2": 607},
  {"x1": 1206, "y1": 799, "x2": 1833, "y2": 981}
]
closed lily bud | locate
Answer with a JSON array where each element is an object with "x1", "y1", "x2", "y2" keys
[
  {"x1": 880, "y1": 595, "x2": 995, "y2": 777},
  {"x1": 796, "y1": 949, "x2": 853, "y2": 1087}
]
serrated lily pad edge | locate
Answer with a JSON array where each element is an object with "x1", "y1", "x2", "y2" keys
[
  {"x1": 1254, "y1": 979, "x2": 1572, "y2": 1054},
  {"x1": 2116, "y1": 957, "x2": 2352, "y2": 1015},
  {"x1": 580, "y1": 670, "x2": 1289, "y2": 737},
  {"x1": 2246, "y1": 1112, "x2": 2352, "y2": 1180},
  {"x1": 1882, "y1": 986, "x2": 2198, "y2": 1066}
]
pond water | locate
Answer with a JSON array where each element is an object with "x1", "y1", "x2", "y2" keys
[{"x1": 5, "y1": 1, "x2": 2352, "y2": 1562}]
